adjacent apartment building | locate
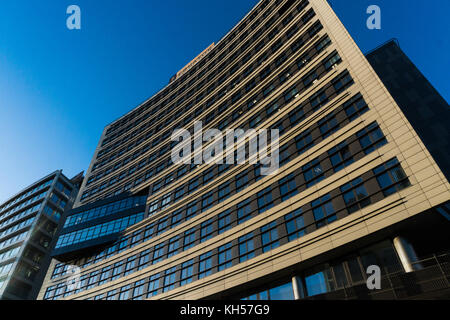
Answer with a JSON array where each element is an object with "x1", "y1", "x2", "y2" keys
[
  {"x1": 38, "y1": 0, "x2": 450, "y2": 300},
  {"x1": 0, "y1": 170, "x2": 82, "y2": 299}
]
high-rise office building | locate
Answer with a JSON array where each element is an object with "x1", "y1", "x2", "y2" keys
[
  {"x1": 0, "y1": 170, "x2": 81, "y2": 300},
  {"x1": 39, "y1": 0, "x2": 449, "y2": 300}
]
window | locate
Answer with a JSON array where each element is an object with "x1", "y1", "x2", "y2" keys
[
  {"x1": 284, "y1": 86, "x2": 299, "y2": 102},
  {"x1": 152, "y1": 243, "x2": 165, "y2": 264},
  {"x1": 319, "y1": 114, "x2": 339, "y2": 139},
  {"x1": 333, "y1": 72, "x2": 353, "y2": 93},
  {"x1": 111, "y1": 262, "x2": 123, "y2": 281},
  {"x1": 261, "y1": 221, "x2": 279, "y2": 253},
  {"x1": 118, "y1": 285, "x2": 131, "y2": 300},
  {"x1": 143, "y1": 223, "x2": 155, "y2": 241},
  {"x1": 285, "y1": 208, "x2": 306, "y2": 241},
  {"x1": 201, "y1": 192, "x2": 214, "y2": 212},
  {"x1": 289, "y1": 105, "x2": 306, "y2": 126},
  {"x1": 218, "y1": 182, "x2": 230, "y2": 203},
  {"x1": 305, "y1": 268, "x2": 335, "y2": 297},
  {"x1": 312, "y1": 194, "x2": 336, "y2": 228},
  {"x1": 263, "y1": 83, "x2": 276, "y2": 97},
  {"x1": 279, "y1": 174, "x2": 298, "y2": 202},
  {"x1": 237, "y1": 199, "x2": 252, "y2": 224},
  {"x1": 249, "y1": 115, "x2": 262, "y2": 128},
  {"x1": 99, "y1": 266, "x2": 111, "y2": 285},
  {"x1": 167, "y1": 236, "x2": 180, "y2": 258},
  {"x1": 218, "y1": 242, "x2": 233, "y2": 271},
  {"x1": 266, "y1": 101, "x2": 280, "y2": 117},
  {"x1": 295, "y1": 130, "x2": 313, "y2": 155},
  {"x1": 188, "y1": 178, "x2": 199, "y2": 193},
  {"x1": 341, "y1": 177, "x2": 371, "y2": 214},
  {"x1": 124, "y1": 256, "x2": 136, "y2": 276},
  {"x1": 328, "y1": 142, "x2": 354, "y2": 172},
  {"x1": 315, "y1": 36, "x2": 331, "y2": 52},
  {"x1": 157, "y1": 217, "x2": 169, "y2": 235},
  {"x1": 357, "y1": 122, "x2": 387, "y2": 155},
  {"x1": 87, "y1": 271, "x2": 99, "y2": 289},
  {"x1": 218, "y1": 209, "x2": 232, "y2": 234},
  {"x1": 243, "y1": 282, "x2": 295, "y2": 300},
  {"x1": 174, "y1": 187, "x2": 184, "y2": 200},
  {"x1": 203, "y1": 169, "x2": 214, "y2": 184},
  {"x1": 235, "y1": 171, "x2": 249, "y2": 192},
  {"x1": 138, "y1": 249, "x2": 150, "y2": 271},
  {"x1": 239, "y1": 233, "x2": 255, "y2": 263},
  {"x1": 179, "y1": 259, "x2": 194, "y2": 286},
  {"x1": 106, "y1": 290, "x2": 117, "y2": 300},
  {"x1": 310, "y1": 91, "x2": 328, "y2": 111},
  {"x1": 147, "y1": 274, "x2": 160, "y2": 298},
  {"x1": 303, "y1": 159, "x2": 324, "y2": 188},
  {"x1": 148, "y1": 200, "x2": 159, "y2": 216},
  {"x1": 132, "y1": 280, "x2": 145, "y2": 300},
  {"x1": 257, "y1": 187, "x2": 274, "y2": 213},
  {"x1": 324, "y1": 52, "x2": 341, "y2": 70},
  {"x1": 171, "y1": 209, "x2": 183, "y2": 227},
  {"x1": 161, "y1": 194, "x2": 172, "y2": 209},
  {"x1": 183, "y1": 228, "x2": 197, "y2": 250},
  {"x1": 344, "y1": 94, "x2": 368, "y2": 121},
  {"x1": 302, "y1": 70, "x2": 318, "y2": 88},
  {"x1": 200, "y1": 218, "x2": 215, "y2": 243},
  {"x1": 185, "y1": 202, "x2": 198, "y2": 221},
  {"x1": 198, "y1": 251, "x2": 213, "y2": 279},
  {"x1": 373, "y1": 158, "x2": 410, "y2": 197},
  {"x1": 130, "y1": 231, "x2": 142, "y2": 248},
  {"x1": 162, "y1": 267, "x2": 177, "y2": 293}
]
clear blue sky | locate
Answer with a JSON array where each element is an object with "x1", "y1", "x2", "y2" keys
[{"x1": 0, "y1": 0, "x2": 449, "y2": 203}]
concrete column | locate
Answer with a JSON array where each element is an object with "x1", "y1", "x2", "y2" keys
[
  {"x1": 393, "y1": 236, "x2": 421, "y2": 273},
  {"x1": 292, "y1": 276, "x2": 305, "y2": 300}
]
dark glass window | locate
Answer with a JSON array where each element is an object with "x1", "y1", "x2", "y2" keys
[
  {"x1": 218, "y1": 242, "x2": 233, "y2": 271},
  {"x1": 180, "y1": 259, "x2": 194, "y2": 286},
  {"x1": 167, "y1": 236, "x2": 180, "y2": 258},
  {"x1": 357, "y1": 122, "x2": 387, "y2": 155},
  {"x1": 344, "y1": 94, "x2": 369, "y2": 121},
  {"x1": 312, "y1": 194, "x2": 336, "y2": 228},
  {"x1": 239, "y1": 233, "x2": 255, "y2": 263},
  {"x1": 303, "y1": 159, "x2": 324, "y2": 188},
  {"x1": 279, "y1": 174, "x2": 298, "y2": 202},
  {"x1": 200, "y1": 218, "x2": 214, "y2": 243},
  {"x1": 237, "y1": 199, "x2": 252, "y2": 224},
  {"x1": 218, "y1": 209, "x2": 232, "y2": 234},
  {"x1": 183, "y1": 228, "x2": 197, "y2": 250},
  {"x1": 341, "y1": 177, "x2": 371, "y2": 214},
  {"x1": 235, "y1": 171, "x2": 249, "y2": 192},
  {"x1": 373, "y1": 158, "x2": 410, "y2": 196},
  {"x1": 218, "y1": 182, "x2": 231, "y2": 203},
  {"x1": 261, "y1": 221, "x2": 279, "y2": 253},
  {"x1": 319, "y1": 114, "x2": 339, "y2": 139},
  {"x1": 285, "y1": 208, "x2": 306, "y2": 241},
  {"x1": 198, "y1": 251, "x2": 213, "y2": 279},
  {"x1": 328, "y1": 142, "x2": 354, "y2": 172},
  {"x1": 257, "y1": 187, "x2": 274, "y2": 213},
  {"x1": 295, "y1": 130, "x2": 313, "y2": 155},
  {"x1": 147, "y1": 274, "x2": 160, "y2": 298}
]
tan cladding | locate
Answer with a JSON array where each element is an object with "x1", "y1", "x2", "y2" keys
[{"x1": 38, "y1": 0, "x2": 449, "y2": 300}]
